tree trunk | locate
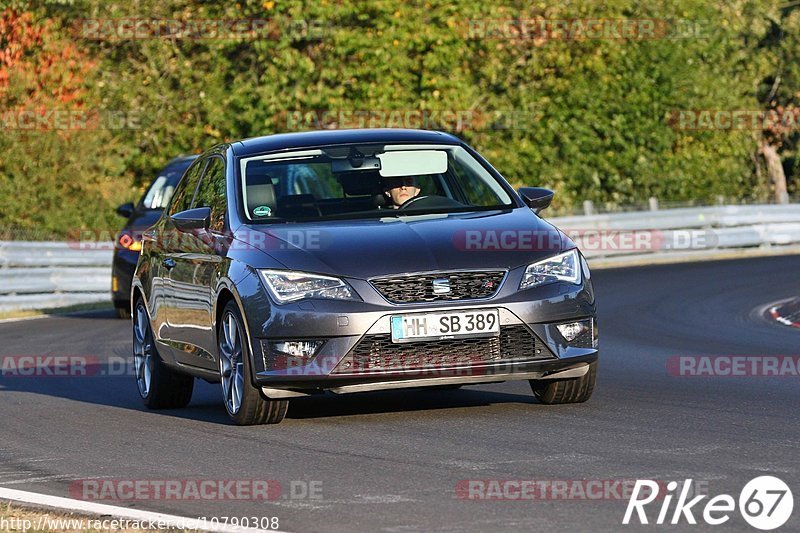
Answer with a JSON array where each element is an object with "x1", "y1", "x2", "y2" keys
[{"x1": 760, "y1": 141, "x2": 789, "y2": 204}]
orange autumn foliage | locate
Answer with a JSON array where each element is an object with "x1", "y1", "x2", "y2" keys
[{"x1": 0, "y1": 9, "x2": 96, "y2": 112}]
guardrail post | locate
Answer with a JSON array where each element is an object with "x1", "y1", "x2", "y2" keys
[
  {"x1": 582, "y1": 200, "x2": 595, "y2": 216},
  {"x1": 648, "y1": 197, "x2": 659, "y2": 211}
]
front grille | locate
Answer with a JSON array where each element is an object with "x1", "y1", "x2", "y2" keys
[
  {"x1": 370, "y1": 271, "x2": 506, "y2": 304},
  {"x1": 332, "y1": 325, "x2": 554, "y2": 374}
]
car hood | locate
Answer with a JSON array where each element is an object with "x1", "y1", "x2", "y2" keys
[{"x1": 236, "y1": 208, "x2": 570, "y2": 279}]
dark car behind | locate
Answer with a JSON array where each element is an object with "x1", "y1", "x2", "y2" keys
[{"x1": 112, "y1": 155, "x2": 198, "y2": 318}]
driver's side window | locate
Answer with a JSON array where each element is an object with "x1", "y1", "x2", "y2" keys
[
  {"x1": 192, "y1": 156, "x2": 227, "y2": 233},
  {"x1": 168, "y1": 158, "x2": 207, "y2": 216}
]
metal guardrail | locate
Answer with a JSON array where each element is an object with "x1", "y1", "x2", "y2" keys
[
  {"x1": 550, "y1": 204, "x2": 800, "y2": 231},
  {"x1": 0, "y1": 242, "x2": 112, "y2": 313},
  {"x1": 548, "y1": 204, "x2": 800, "y2": 259},
  {"x1": 0, "y1": 203, "x2": 798, "y2": 313}
]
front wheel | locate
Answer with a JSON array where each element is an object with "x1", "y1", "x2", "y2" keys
[
  {"x1": 218, "y1": 302, "x2": 288, "y2": 425},
  {"x1": 133, "y1": 298, "x2": 194, "y2": 409},
  {"x1": 529, "y1": 362, "x2": 597, "y2": 404}
]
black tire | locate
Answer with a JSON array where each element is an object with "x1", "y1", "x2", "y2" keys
[
  {"x1": 529, "y1": 362, "x2": 597, "y2": 404},
  {"x1": 133, "y1": 298, "x2": 194, "y2": 409},
  {"x1": 219, "y1": 301, "x2": 288, "y2": 425}
]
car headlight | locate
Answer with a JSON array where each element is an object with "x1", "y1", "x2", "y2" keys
[
  {"x1": 258, "y1": 270, "x2": 359, "y2": 304},
  {"x1": 519, "y1": 249, "x2": 581, "y2": 290}
]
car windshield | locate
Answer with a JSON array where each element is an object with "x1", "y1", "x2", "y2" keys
[
  {"x1": 239, "y1": 144, "x2": 515, "y2": 222},
  {"x1": 139, "y1": 160, "x2": 195, "y2": 210}
]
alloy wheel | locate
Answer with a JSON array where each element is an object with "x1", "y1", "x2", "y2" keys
[
  {"x1": 219, "y1": 311, "x2": 245, "y2": 415},
  {"x1": 133, "y1": 302, "x2": 154, "y2": 398}
]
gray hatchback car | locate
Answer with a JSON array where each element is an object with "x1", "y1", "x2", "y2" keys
[{"x1": 132, "y1": 129, "x2": 598, "y2": 425}]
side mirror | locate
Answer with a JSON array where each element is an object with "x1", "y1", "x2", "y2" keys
[
  {"x1": 518, "y1": 187, "x2": 554, "y2": 214},
  {"x1": 170, "y1": 207, "x2": 211, "y2": 233},
  {"x1": 116, "y1": 202, "x2": 135, "y2": 218}
]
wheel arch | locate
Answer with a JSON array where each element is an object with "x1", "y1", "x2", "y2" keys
[
  {"x1": 130, "y1": 279, "x2": 147, "y2": 318},
  {"x1": 214, "y1": 277, "x2": 262, "y2": 388}
]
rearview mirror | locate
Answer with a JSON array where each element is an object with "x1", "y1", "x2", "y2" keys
[
  {"x1": 116, "y1": 202, "x2": 135, "y2": 218},
  {"x1": 518, "y1": 187, "x2": 554, "y2": 214},
  {"x1": 170, "y1": 207, "x2": 211, "y2": 233},
  {"x1": 331, "y1": 156, "x2": 381, "y2": 173}
]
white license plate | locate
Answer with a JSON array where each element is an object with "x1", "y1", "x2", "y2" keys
[{"x1": 390, "y1": 309, "x2": 500, "y2": 343}]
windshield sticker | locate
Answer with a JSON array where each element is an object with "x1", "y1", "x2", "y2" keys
[{"x1": 253, "y1": 205, "x2": 272, "y2": 217}]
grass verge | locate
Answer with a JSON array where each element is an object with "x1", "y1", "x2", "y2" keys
[
  {"x1": 0, "y1": 302, "x2": 115, "y2": 322},
  {"x1": 0, "y1": 501, "x2": 190, "y2": 532}
]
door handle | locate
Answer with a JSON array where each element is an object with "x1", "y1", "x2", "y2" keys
[{"x1": 163, "y1": 258, "x2": 176, "y2": 270}]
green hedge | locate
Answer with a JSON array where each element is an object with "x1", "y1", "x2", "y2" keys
[{"x1": 1, "y1": 0, "x2": 797, "y2": 236}]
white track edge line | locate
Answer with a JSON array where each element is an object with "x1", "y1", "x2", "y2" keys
[{"x1": 0, "y1": 487, "x2": 288, "y2": 533}]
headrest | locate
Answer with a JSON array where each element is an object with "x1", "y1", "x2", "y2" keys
[{"x1": 247, "y1": 183, "x2": 276, "y2": 217}]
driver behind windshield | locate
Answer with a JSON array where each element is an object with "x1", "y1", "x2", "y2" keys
[{"x1": 382, "y1": 176, "x2": 420, "y2": 208}]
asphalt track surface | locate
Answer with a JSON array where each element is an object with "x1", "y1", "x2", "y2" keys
[{"x1": 0, "y1": 256, "x2": 798, "y2": 532}]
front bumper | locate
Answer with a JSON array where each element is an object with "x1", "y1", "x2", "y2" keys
[
  {"x1": 259, "y1": 354, "x2": 597, "y2": 398},
  {"x1": 236, "y1": 267, "x2": 598, "y2": 395}
]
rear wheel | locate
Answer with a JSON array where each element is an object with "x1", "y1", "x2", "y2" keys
[
  {"x1": 529, "y1": 362, "x2": 597, "y2": 404},
  {"x1": 133, "y1": 298, "x2": 194, "y2": 409},
  {"x1": 218, "y1": 302, "x2": 288, "y2": 425}
]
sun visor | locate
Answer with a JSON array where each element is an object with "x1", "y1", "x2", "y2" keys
[{"x1": 377, "y1": 150, "x2": 447, "y2": 177}]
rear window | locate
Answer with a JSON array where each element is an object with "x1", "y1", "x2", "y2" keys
[{"x1": 139, "y1": 159, "x2": 196, "y2": 210}]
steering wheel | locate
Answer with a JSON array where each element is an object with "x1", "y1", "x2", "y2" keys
[{"x1": 398, "y1": 195, "x2": 433, "y2": 209}]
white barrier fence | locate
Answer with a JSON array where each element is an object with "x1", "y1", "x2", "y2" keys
[
  {"x1": 0, "y1": 243, "x2": 112, "y2": 313},
  {"x1": 0, "y1": 203, "x2": 798, "y2": 313}
]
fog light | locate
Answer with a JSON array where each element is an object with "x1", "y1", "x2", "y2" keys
[
  {"x1": 556, "y1": 320, "x2": 591, "y2": 343},
  {"x1": 270, "y1": 340, "x2": 323, "y2": 358}
]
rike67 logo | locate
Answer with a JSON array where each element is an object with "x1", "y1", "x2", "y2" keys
[{"x1": 624, "y1": 476, "x2": 793, "y2": 530}]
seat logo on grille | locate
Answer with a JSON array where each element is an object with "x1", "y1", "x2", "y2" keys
[{"x1": 432, "y1": 278, "x2": 451, "y2": 294}]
